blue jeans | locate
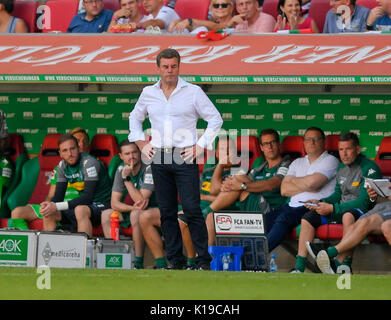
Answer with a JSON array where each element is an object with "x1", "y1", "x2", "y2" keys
[
  {"x1": 267, "y1": 204, "x2": 309, "y2": 252},
  {"x1": 151, "y1": 151, "x2": 211, "y2": 267}
]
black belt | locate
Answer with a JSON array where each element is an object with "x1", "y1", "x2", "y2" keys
[{"x1": 154, "y1": 146, "x2": 192, "y2": 153}]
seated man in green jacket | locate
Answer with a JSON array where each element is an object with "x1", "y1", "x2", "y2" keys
[{"x1": 293, "y1": 132, "x2": 383, "y2": 273}]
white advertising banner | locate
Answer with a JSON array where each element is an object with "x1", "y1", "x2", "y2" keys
[
  {"x1": 0, "y1": 230, "x2": 37, "y2": 267},
  {"x1": 213, "y1": 212, "x2": 265, "y2": 236},
  {"x1": 36, "y1": 232, "x2": 87, "y2": 268}
]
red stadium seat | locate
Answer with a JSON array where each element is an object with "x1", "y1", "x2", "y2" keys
[
  {"x1": 103, "y1": 0, "x2": 120, "y2": 11},
  {"x1": 90, "y1": 134, "x2": 119, "y2": 168},
  {"x1": 325, "y1": 134, "x2": 340, "y2": 160},
  {"x1": 7, "y1": 134, "x2": 61, "y2": 211},
  {"x1": 356, "y1": 0, "x2": 378, "y2": 9},
  {"x1": 12, "y1": 0, "x2": 38, "y2": 33},
  {"x1": 0, "y1": 218, "x2": 8, "y2": 228},
  {"x1": 42, "y1": 0, "x2": 79, "y2": 33},
  {"x1": 375, "y1": 137, "x2": 391, "y2": 178},
  {"x1": 174, "y1": 0, "x2": 210, "y2": 19},
  {"x1": 261, "y1": 0, "x2": 279, "y2": 19},
  {"x1": 280, "y1": 135, "x2": 305, "y2": 161},
  {"x1": 308, "y1": 0, "x2": 331, "y2": 33},
  {"x1": 28, "y1": 218, "x2": 44, "y2": 231},
  {"x1": 316, "y1": 224, "x2": 343, "y2": 240},
  {"x1": 236, "y1": 135, "x2": 262, "y2": 170}
]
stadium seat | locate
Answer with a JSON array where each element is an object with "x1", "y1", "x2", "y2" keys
[
  {"x1": 0, "y1": 218, "x2": 8, "y2": 228},
  {"x1": 42, "y1": 0, "x2": 79, "y2": 33},
  {"x1": 90, "y1": 134, "x2": 119, "y2": 168},
  {"x1": 325, "y1": 134, "x2": 340, "y2": 160},
  {"x1": 316, "y1": 224, "x2": 343, "y2": 240},
  {"x1": 236, "y1": 135, "x2": 262, "y2": 170},
  {"x1": 356, "y1": 0, "x2": 378, "y2": 9},
  {"x1": 12, "y1": 0, "x2": 38, "y2": 33},
  {"x1": 174, "y1": 0, "x2": 210, "y2": 20},
  {"x1": 308, "y1": 0, "x2": 331, "y2": 33},
  {"x1": 280, "y1": 136, "x2": 305, "y2": 161},
  {"x1": 375, "y1": 137, "x2": 391, "y2": 178},
  {"x1": 261, "y1": 0, "x2": 279, "y2": 19},
  {"x1": 7, "y1": 134, "x2": 61, "y2": 211},
  {"x1": 103, "y1": 0, "x2": 120, "y2": 12},
  {"x1": 0, "y1": 133, "x2": 29, "y2": 218}
]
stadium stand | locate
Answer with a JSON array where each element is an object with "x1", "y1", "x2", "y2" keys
[
  {"x1": 356, "y1": 0, "x2": 378, "y2": 9},
  {"x1": 308, "y1": 0, "x2": 331, "y2": 33},
  {"x1": 280, "y1": 135, "x2": 306, "y2": 161},
  {"x1": 42, "y1": 0, "x2": 79, "y2": 33},
  {"x1": 325, "y1": 134, "x2": 340, "y2": 160},
  {"x1": 375, "y1": 137, "x2": 391, "y2": 178},
  {"x1": 89, "y1": 134, "x2": 120, "y2": 168},
  {"x1": 261, "y1": 0, "x2": 279, "y2": 19},
  {"x1": 0, "y1": 133, "x2": 29, "y2": 218},
  {"x1": 12, "y1": 0, "x2": 38, "y2": 33},
  {"x1": 103, "y1": 0, "x2": 120, "y2": 12},
  {"x1": 174, "y1": 0, "x2": 210, "y2": 20}
]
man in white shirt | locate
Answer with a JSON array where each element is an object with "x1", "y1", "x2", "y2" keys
[
  {"x1": 139, "y1": 0, "x2": 180, "y2": 31},
  {"x1": 128, "y1": 48, "x2": 223, "y2": 270},
  {"x1": 267, "y1": 127, "x2": 339, "y2": 252}
]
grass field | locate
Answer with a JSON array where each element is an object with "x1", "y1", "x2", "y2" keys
[{"x1": 1, "y1": 267, "x2": 391, "y2": 300}]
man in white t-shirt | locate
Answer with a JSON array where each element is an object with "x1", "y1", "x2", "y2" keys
[
  {"x1": 139, "y1": 0, "x2": 180, "y2": 31},
  {"x1": 267, "y1": 127, "x2": 339, "y2": 252}
]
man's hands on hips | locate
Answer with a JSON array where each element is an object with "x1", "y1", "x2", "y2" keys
[{"x1": 181, "y1": 144, "x2": 204, "y2": 162}]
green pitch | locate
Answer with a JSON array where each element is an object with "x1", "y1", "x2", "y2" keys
[{"x1": 1, "y1": 267, "x2": 391, "y2": 300}]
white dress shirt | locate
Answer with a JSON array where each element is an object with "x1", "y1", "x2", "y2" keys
[
  {"x1": 128, "y1": 77, "x2": 223, "y2": 150},
  {"x1": 286, "y1": 151, "x2": 339, "y2": 207}
]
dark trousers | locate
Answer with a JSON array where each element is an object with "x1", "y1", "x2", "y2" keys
[
  {"x1": 151, "y1": 152, "x2": 211, "y2": 267},
  {"x1": 267, "y1": 204, "x2": 309, "y2": 252}
]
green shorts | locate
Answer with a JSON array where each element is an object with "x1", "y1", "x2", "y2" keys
[{"x1": 29, "y1": 204, "x2": 43, "y2": 219}]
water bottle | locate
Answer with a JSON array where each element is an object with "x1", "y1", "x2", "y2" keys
[
  {"x1": 222, "y1": 252, "x2": 230, "y2": 271},
  {"x1": 269, "y1": 254, "x2": 278, "y2": 273},
  {"x1": 110, "y1": 211, "x2": 120, "y2": 241}
]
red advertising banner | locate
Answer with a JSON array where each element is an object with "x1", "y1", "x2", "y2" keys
[{"x1": 0, "y1": 34, "x2": 391, "y2": 84}]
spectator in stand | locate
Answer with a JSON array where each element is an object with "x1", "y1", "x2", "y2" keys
[
  {"x1": 67, "y1": 0, "x2": 113, "y2": 33},
  {"x1": 366, "y1": 0, "x2": 391, "y2": 31},
  {"x1": 234, "y1": 0, "x2": 276, "y2": 33},
  {"x1": 323, "y1": 0, "x2": 370, "y2": 33},
  {"x1": 108, "y1": 0, "x2": 145, "y2": 32},
  {"x1": 8, "y1": 128, "x2": 91, "y2": 230},
  {"x1": 314, "y1": 184, "x2": 391, "y2": 274},
  {"x1": 291, "y1": 132, "x2": 382, "y2": 273},
  {"x1": 266, "y1": 127, "x2": 339, "y2": 252},
  {"x1": 169, "y1": 0, "x2": 243, "y2": 33},
  {"x1": 138, "y1": 0, "x2": 180, "y2": 32},
  {"x1": 274, "y1": 0, "x2": 319, "y2": 32},
  {"x1": 0, "y1": 0, "x2": 27, "y2": 33}
]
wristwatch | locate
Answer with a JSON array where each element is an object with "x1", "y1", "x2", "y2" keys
[
  {"x1": 241, "y1": 182, "x2": 247, "y2": 191},
  {"x1": 122, "y1": 176, "x2": 131, "y2": 182}
]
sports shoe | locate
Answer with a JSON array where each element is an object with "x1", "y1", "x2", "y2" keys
[
  {"x1": 305, "y1": 241, "x2": 321, "y2": 260},
  {"x1": 186, "y1": 263, "x2": 196, "y2": 271},
  {"x1": 196, "y1": 263, "x2": 211, "y2": 271},
  {"x1": 289, "y1": 268, "x2": 303, "y2": 274},
  {"x1": 316, "y1": 250, "x2": 335, "y2": 274}
]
